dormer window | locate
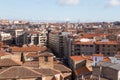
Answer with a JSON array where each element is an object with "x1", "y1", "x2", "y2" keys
[{"x1": 44, "y1": 56, "x2": 48, "y2": 62}]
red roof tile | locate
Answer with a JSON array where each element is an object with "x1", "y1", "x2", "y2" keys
[
  {"x1": 0, "y1": 66, "x2": 42, "y2": 79},
  {"x1": 75, "y1": 66, "x2": 91, "y2": 76},
  {"x1": 11, "y1": 46, "x2": 47, "y2": 52},
  {"x1": 70, "y1": 54, "x2": 111, "y2": 62},
  {"x1": 0, "y1": 58, "x2": 21, "y2": 67}
]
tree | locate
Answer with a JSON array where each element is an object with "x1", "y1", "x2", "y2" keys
[{"x1": 21, "y1": 52, "x2": 25, "y2": 64}]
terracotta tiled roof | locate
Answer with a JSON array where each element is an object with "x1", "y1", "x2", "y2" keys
[
  {"x1": 0, "y1": 68, "x2": 6, "y2": 73},
  {"x1": 0, "y1": 51, "x2": 11, "y2": 57},
  {"x1": 0, "y1": 42, "x2": 4, "y2": 47},
  {"x1": 54, "y1": 64, "x2": 71, "y2": 73},
  {"x1": 22, "y1": 61, "x2": 39, "y2": 68},
  {"x1": 70, "y1": 55, "x2": 92, "y2": 61},
  {"x1": 34, "y1": 68, "x2": 60, "y2": 76},
  {"x1": 81, "y1": 34, "x2": 109, "y2": 38},
  {"x1": 75, "y1": 66, "x2": 91, "y2": 76},
  {"x1": 93, "y1": 54, "x2": 104, "y2": 57},
  {"x1": 95, "y1": 41, "x2": 118, "y2": 45},
  {"x1": 25, "y1": 53, "x2": 38, "y2": 58},
  {"x1": 27, "y1": 31, "x2": 40, "y2": 34},
  {"x1": 0, "y1": 66, "x2": 42, "y2": 79},
  {"x1": 70, "y1": 55, "x2": 111, "y2": 62},
  {"x1": 39, "y1": 52, "x2": 54, "y2": 57},
  {"x1": 0, "y1": 58, "x2": 21, "y2": 67},
  {"x1": 74, "y1": 41, "x2": 94, "y2": 44},
  {"x1": 70, "y1": 56, "x2": 85, "y2": 61},
  {"x1": 74, "y1": 40, "x2": 118, "y2": 45},
  {"x1": 1, "y1": 45, "x2": 9, "y2": 48},
  {"x1": 11, "y1": 46, "x2": 47, "y2": 52}
]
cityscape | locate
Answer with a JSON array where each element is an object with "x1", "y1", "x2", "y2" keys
[{"x1": 0, "y1": 0, "x2": 120, "y2": 80}]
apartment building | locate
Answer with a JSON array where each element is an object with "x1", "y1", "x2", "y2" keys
[
  {"x1": 73, "y1": 41, "x2": 95, "y2": 55},
  {"x1": 95, "y1": 41, "x2": 119, "y2": 56},
  {"x1": 73, "y1": 38, "x2": 119, "y2": 56},
  {"x1": 24, "y1": 31, "x2": 47, "y2": 46},
  {"x1": 0, "y1": 32, "x2": 11, "y2": 41},
  {"x1": 48, "y1": 31, "x2": 71, "y2": 59},
  {"x1": 2, "y1": 28, "x2": 24, "y2": 46},
  {"x1": 48, "y1": 32, "x2": 64, "y2": 58}
]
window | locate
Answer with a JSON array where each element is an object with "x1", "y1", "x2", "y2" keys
[
  {"x1": 107, "y1": 45, "x2": 110, "y2": 47},
  {"x1": 102, "y1": 49, "x2": 105, "y2": 51},
  {"x1": 113, "y1": 45, "x2": 116, "y2": 48},
  {"x1": 86, "y1": 45, "x2": 89, "y2": 47},
  {"x1": 107, "y1": 53, "x2": 110, "y2": 55},
  {"x1": 81, "y1": 45, "x2": 84, "y2": 47},
  {"x1": 90, "y1": 45, "x2": 93, "y2": 47},
  {"x1": 102, "y1": 45, "x2": 105, "y2": 47},
  {"x1": 44, "y1": 56, "x2": 48, "y2": 62}
]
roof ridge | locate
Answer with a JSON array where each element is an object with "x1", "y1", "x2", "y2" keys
[
  {"x1": 0, "y1": 66, "x2": 42, "y2": 78},
  {"x1": 21, "y1": 66, "x2": 42, "y2": 76}
]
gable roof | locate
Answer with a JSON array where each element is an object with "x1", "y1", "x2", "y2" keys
[
  {"x1": 25, "y1": 52, "x2": 38, "y2": 58},
  {"x1": 0, "y1": 58, "x2": 21, "y2": 67},
  {"x1": 34, "y1": 68, "x2": 60, "y2": 76},
  {"x1": 75, "y1": 66, "x2": 91, "y2": 76},
  {"x1": 0, "y1": 51, "x2": 11, "y2": 57},
  {"x1": 0, "y1": 66, "x2": 42, "y2": 79},
  {"x1": 22, "y1": 61, "x2": 39, "y2": 68},
  {"x1": 54, "y1": 64, "x2": 71, "y2": 73}
]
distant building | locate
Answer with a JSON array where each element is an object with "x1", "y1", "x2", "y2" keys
[
  {"x1": 0, "y1": 52, "x2": 72, "y2": 80},
  {"x1": 0, "y1": 32, "x2": 12, "y2": 44},
  {"x1": 10, "y1": 45, "x2": 47, "y2": 61},
  {"x1": 73, "y1": 38, "x2": 119, "y2": 56},
  {"x1": 73, "y1": 40, "x2": 95, "y2": 55},
  {"x1": 48, "y1": 31, "x2": 72, "y2": 59},
  {"x1": 24, "y1": 31, "x2": 47, "y2": 46},
  {"x1": 14, "y1": 28, "x2": 24, "y2": 46}
]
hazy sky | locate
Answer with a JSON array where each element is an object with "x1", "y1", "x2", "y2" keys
[{"x1": 0, "y1": 0, "x2": 120, "y2": 22}]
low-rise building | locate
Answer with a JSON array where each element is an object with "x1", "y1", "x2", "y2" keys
[
  {"x1": 92, "y1": 62, "x2": 120, "y2": 80},
  {"x1": 69, "y1": 54, "x2": 110, "y2": 80},
  {"x1": 0, "y1": 52, "x2": 72, "y2": 80}
]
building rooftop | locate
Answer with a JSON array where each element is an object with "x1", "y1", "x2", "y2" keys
[
  {"x1": 0, "y1": 58, "x2": 21, "y2": 67},
  {"x1": 109, "y1": 64, "x2": 120, "y2": 70},
  {"x1": 11, "y1": 46, "x2": 47, "y2": 52},
  {"x1": 70, "y1": 55, "x2": 110, "y2": 62},
  {"x1": 96, "y1": 61, "x2": 115, "y2": 67},
  {"x1": 39, "y1": 52, "x2": 54, "y2": 57},
  {"x1": 75, "y1": 66, "x2": 91, "y2": 76},
  {"x1": 0, "y1": 66, "x2": 42, "y2": 79},
  {"x1": 34, "y1": 68, "x2": 60, "y2": 76},
  {"x1": 0, "y1": 51, "x2": 11, "y2": 57},
  {"x1": 22, "y1": 61, "x2": 39, "y2": 68},
  {"x1": 54, "y1": 64, "x2": 72, "y2": 73}
]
